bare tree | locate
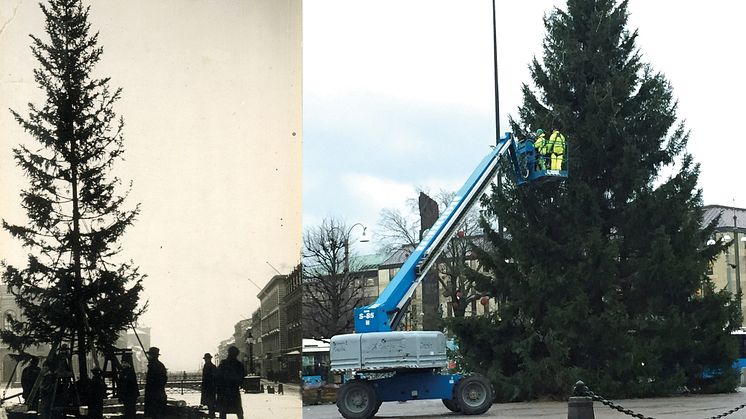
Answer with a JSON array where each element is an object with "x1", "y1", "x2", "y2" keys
[
  {"x1": 377, "y1": 191, "x2": 485, "y2": 320},
  {"x1": 375, "y1": 199, "x2": 420, "y2": 253},
  {"x1": 434, "y1": 191, "x2": 484, "y2": 317},
  {"x1": 302, "y1": 218, "x2": 367, "y2": 339}
]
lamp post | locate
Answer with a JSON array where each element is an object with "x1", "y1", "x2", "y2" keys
[
  {"x1": 246, "y1": 328, "x2": 254, "y2": 374},
  {"x1": 728, "y1": 209, "x2": 746, "y2": 313},
  {"x1": 331, "y1": 223, "x2": 369, "y2": 274}
]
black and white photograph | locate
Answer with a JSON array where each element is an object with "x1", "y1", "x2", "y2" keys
[{"x1": 1, "y1": 0, "x2": 301, "y2": 418}]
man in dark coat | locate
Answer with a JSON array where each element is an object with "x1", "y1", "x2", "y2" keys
[
  {"x1": 21, "y1": 356, "x2": 41, "y2": 407},
  {"x1": 87, "y1": 367, "x2": 107, "y2": 419},
  {"x1": 143, "y1": 347, "x2": 168, "y2": 418},
  {"x1": 201, "y1": 353, "x2": 217, "y2": 417},
  {"x1": 216, "y1": 346, "x2": 245, "y2": 419},
  {"x1": 117, "y1": 355, "x2": 139, "y2": 419}
]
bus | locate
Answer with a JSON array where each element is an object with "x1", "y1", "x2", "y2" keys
[{"x1": 302, "y1": 338, "x2": 330, "y2": 389}]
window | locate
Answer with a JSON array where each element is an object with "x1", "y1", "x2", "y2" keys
[{"x1": 4, "y1": 311, "x2": 16, "y2": 330}]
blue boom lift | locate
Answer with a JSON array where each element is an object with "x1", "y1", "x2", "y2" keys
[{"x1": 329, "y1": 133, "x2": 567, "y2": 418}]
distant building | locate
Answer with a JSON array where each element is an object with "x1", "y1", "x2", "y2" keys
[
  {"x1": 703, "y1": 205, "x2": 746, "y2": 321},
  {"x1": 0, "y1": 283, "x2": 49, "y2": 383},
  {"x1": 217, "y1": 337, "x2": 235, "y2": 363},
  {"x1": 257, "y1": 274, "x2": 287, "y2": 380},
  {"x1": 115, "y1": 326, "x2": 151, "y2": 374},
  {"x1": 283, "y1": 264, "x2": 302, "y2": 382},
  {"x1": 231, "y1": 319, "x2": 252, "y2": 371},
  {"x1": 250, "y1": 308, "x2": 262, "y2": 375}
]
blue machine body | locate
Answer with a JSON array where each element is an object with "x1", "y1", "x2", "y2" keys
[{"x1": 369, "y1": 372, "x2": 463, "y2": 402}]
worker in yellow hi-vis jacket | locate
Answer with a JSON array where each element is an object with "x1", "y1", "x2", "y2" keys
[
  {"x1": 533, "y1": 128, "x2": 548, "y2": 170},
  {"x1": 548, "y1": 128, "x2": 566, "y2": 170}
]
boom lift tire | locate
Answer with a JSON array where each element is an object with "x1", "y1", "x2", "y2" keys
[
  {"x1": 454, "y1": 375, "x2": 494, "y2": 415},
  {"x1": 337, "y1": 380, "x2": 379, "y2": 419},
  {"x1": 371, "y1": 399, "x2": 383, "y2": 416},
  {"x1": 442, "y1": 398, "x2": 461, "y2": 412}
]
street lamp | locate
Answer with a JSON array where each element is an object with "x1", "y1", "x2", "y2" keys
[
  {"x1": 720, "y1": 209, "x2": 746, "y2": 313},
  {"x1": 730, "y1": 209, "x2": 745, "y2": 296},
  {"x1": 330, "y1": 223, "x2": 369, "y2": 274},
  {"x1": 245, "y1": 328, "x2": 254, "y2": 374}
]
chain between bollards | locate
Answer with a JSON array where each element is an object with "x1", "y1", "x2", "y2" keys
[{"x1": 569, "y1": 380, "x2": 746, "y2": 419}]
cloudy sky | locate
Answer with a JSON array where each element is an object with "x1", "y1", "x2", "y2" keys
[
  {"x1": 0, "y1": 0, "x2": 301, "y2": 372},
  {"x1": 303, "y1": 0, "x2": 746, "y2": 255}
]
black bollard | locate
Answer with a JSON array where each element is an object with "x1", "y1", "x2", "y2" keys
[{"x1": 567, "y1": 381, "x2": 595, "y2": 419}]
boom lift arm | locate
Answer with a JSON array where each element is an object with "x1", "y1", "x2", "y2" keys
[{"x1": 354, "y1": 133, "x2": 523, "y2": 333}]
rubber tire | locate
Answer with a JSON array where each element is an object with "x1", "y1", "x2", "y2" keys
[
  {"x1": 442, "y1": 398, "x2": 461, "y2": 412},
  {"x1": 454, "y1": 375, "x2": 494, "y2": 415},
  {"x1": 371, "y1": 399, "x2": 383, "y2": 416},
  {"x1": 337, "y1": 380, "x2": 379, "y2": 419}
]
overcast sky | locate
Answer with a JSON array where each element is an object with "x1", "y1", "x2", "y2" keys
[
  {"x1": 0, "y1": 0, "x2": 301, "y2": 372},
  {"x1": 303, "y1": 0, "x2": 746, "y2": 255}
]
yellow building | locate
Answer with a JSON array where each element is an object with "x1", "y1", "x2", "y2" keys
[
  {"x1": 371, "y1": 245, "x2": 494, "y2": 332},
  {"x1": 703, "y1": 205, "x2": 746, "y2": 320}
]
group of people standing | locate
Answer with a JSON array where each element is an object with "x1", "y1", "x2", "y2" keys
[
  {"x1": 532, "y1": 128, "x2": 566, "y2": 171},
  {"x1": 201, "y1": 346, "x2": 247, "y2": 419},
  {"x1": 19, "y1": 344, "x2": 247, "y2": 419}
]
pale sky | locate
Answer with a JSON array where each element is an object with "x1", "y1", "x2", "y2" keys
[
  {"x1": 0, "y1": 0, "x2": 301, "y2": 372},
  {"x1": 303, "y1": 0, "x2": 746, "y2": 255}
]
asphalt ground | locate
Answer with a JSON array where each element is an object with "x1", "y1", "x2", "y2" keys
[{"x1": 303, "y1": 388, "x2": 746, "y2": 418}]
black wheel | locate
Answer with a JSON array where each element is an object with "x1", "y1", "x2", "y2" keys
[
  {"x1": 454, "y1": 375, "x2": 494, "y2": 415},
  {"x1": 442, "y1": 398, "x2": 461, "y2": 412},
  {"x1": 371, "y1": 399, "x2": 383, "y2": 416},
  {"x1": 337, "y1": 380, "x2": 379, "y2": 419}
]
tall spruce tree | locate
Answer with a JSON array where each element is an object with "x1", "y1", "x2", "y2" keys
[
  {"x1": 2, "y1": 0, "x2": 144, "y2": 378},
  {"x1": 451, "y1": 0, "x2": 739, "y2": 399}
]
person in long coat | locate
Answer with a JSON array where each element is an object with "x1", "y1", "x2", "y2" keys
[
  {"x1": 216, "y1": 346, "x2": 246, "y2": 419},
  {"x1": 87, "y1": 367, "x2": 107, "y2": 419},
  {"x1": 201, "y1": 353, "x2": 218, "y2": 417},
  {"x1": 143, "y1": 347, "x2": 168, "y2": 418},
  {"x1": 21, "y1": 357, "x2": 41, "y2": 407},
  {"x1": 117, "y1": 356, "x2": 140, "y2": 419}
]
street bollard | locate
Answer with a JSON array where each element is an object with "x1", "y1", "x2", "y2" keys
[{"x1": 567, "y1": 381, "x2": 595, "y2": 419}]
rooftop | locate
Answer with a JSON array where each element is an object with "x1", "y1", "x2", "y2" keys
[{"x1": 703, "y1": 205, "x2": 746, "y2": 231}]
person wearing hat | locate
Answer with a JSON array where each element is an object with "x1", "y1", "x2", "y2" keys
[
  {"x1": 201, "y1": 353, "x2": 218, "y2": 417},
  {"x1": 117, "y1": 354, "x2": 139, "y2": 419},
  {"x1": 21, "y1": 356, "x2": 41, "y2": 408},
  {"x1": 216, "y1": 346, "x2": 246, "y2": 419},
  {"x1": 88, "y1": 367, "x2": 107, "y2": 419},
  {"x1": 144, "y1": 347, "x2": 168, "y2": 418}
]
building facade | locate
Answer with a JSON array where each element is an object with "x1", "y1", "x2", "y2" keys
[
  {"x1": 704, "y1": 205, "x2": 746, "y2": 321},
  {"x1": 283, "y1": 264, "x2": 302, "y2": 382},
  {"x1": 257, "y1": 274, "x2": 287, "y2": 380},
  {"x1": 0, "y1": 283, "x2": 49, "y2": 383},
  {"x1": 250, "y1": 308, "x2": 262, "y2": 376}
]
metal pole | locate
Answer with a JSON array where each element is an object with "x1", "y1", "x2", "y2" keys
[
  {"x1": 344, "y1": 239, "x2": 350, "y2": 275},
  {"x1": 734, "y1": 211, "x2": 742, "y2": 312},
  {"x1": 491, "y1": 0, "x2": 504, "y2": 239},
  {"x1": 492, "y1": 0, "x2": 499, "y2": 142}
]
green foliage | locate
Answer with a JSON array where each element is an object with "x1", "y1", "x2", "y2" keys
[
  {"x1": 1, "y1": 0, "x2": 145, "y2": 376},
  {"x1": 450, "y1": 0, "x2": 739, "y2": 400}
]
